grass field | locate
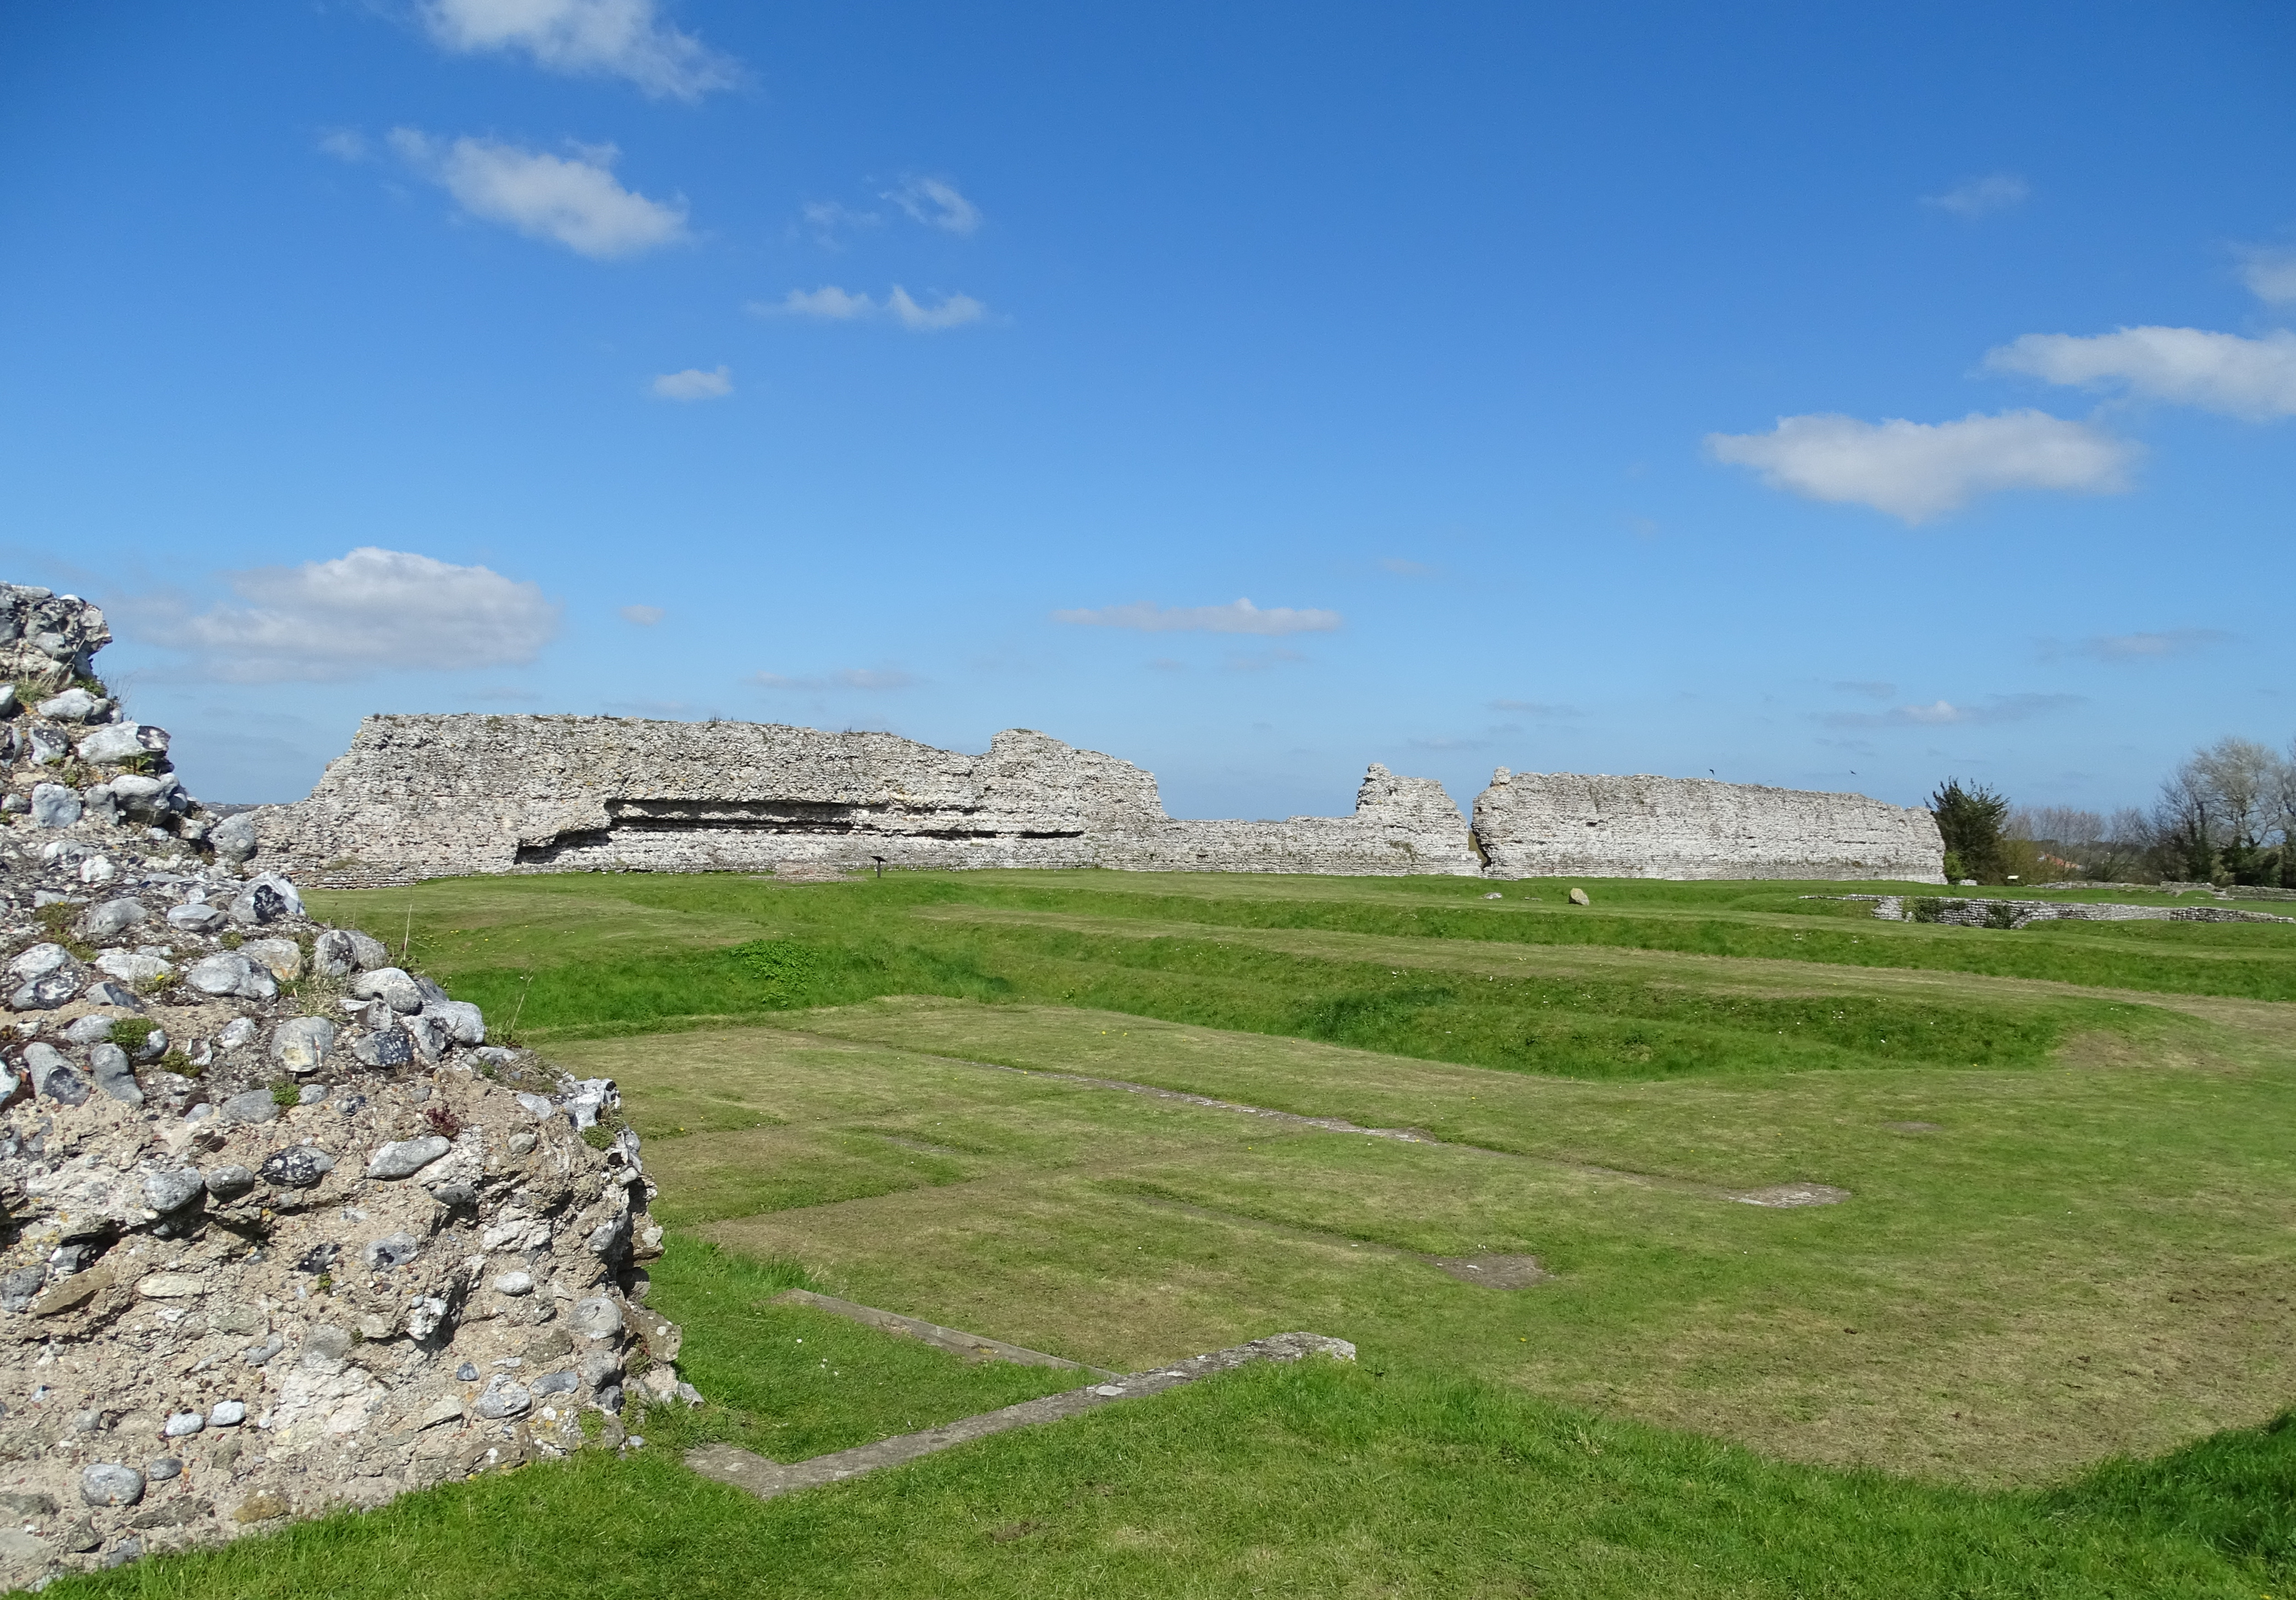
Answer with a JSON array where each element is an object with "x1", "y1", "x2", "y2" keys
[{"x1": 52, "y1": 868, "x2": 2296, "y2": 1597}]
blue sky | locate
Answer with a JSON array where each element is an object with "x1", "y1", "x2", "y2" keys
[{"x1": 3, "y1": 2, "x2": 2291, "y2": 816}]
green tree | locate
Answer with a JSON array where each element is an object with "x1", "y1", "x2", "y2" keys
[{"x1": 1930, "y1": 778, "x2": 2011, "y2": 883}]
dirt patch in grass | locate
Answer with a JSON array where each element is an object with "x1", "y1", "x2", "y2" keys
[
  {"x1": 1428, "y1": 1254, "x2": 1551, "y2": 1288},
  {"x1": 1730, "y1": 1183, "x2": 1852, "y2": 1208}
]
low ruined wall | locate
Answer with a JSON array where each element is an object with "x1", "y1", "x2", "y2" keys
[
  {"x1": 254, "y1": 718, "x2": 1481, "y2": 884},
  {"x1": 1472, "y1": 769, "x2": 1944, "y2": 882}
]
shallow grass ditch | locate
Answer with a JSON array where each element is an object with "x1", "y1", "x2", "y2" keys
[{"x1": 308, "y1": 873, "x2": 2228, "y2": 1082}]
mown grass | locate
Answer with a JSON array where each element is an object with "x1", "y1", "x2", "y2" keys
[
  {"x1": 51, "y1": 1327, "x2": 2296, "y2": 1599},
  {"x1": 563, "y1": 1003, "x2": 2296, "y2": 1485},
  {"x1": 73, "y1": 866, "x2": 2282, "y2": 1600},
  {"x1": 309, "y1": 872, "x2": 2252, "y2": 1083}
]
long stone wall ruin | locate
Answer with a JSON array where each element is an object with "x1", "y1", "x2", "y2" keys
[
  {"x1": 1472, "y1": 768, "x2": 1945, "y2": 882},
  {"x1": 254, "y1": 714, "x2": 1945, "y2": 887}
]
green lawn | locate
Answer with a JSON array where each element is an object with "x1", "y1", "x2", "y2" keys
[{"x1": 50, "y1": 867, "x2": 2296, "y2": 1598}]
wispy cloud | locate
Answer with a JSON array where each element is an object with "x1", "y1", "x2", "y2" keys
[
  {"x1": 750, "y1": 668, "x2": 919, "y2": 691},
  {"x1": 1053, "y1": 598, "x2": 1342, "y2": 636},
  {"x1": 1986, "y1": 326, "x2": 2296, "y2": 420},
  {"x1": 1705, "y1": 410, "x2": 2137, "y2": 522},
  {"x1": 317, "y1": 128, "x2": 368, "y2": 162},
  {"x1": 801, "y1": 199, "x2": 881, "y2": 245},
  {"x1": 1223, "y1": 648, "x2": 1307, "y2": 672},
  {"x1": 767, "y1": 286, "x2": 875, "y2": 320},
  {"x1": 1377, "y1": 558, "x2": 1436, "y2": 577},
  {"x1": 389, "y1": 130, "x2": 690, "y2": 259},
  {"x1": 1408, "y1": 734, "x2": 1488, "y2": 751},
  {"x1": 1487, "y1": 698, "x2": 1577, "y2": 718},
  {"x1": 650, "y1": 365, "x2": 732, "y2": 400},
  {"x1": 473, "y1": 685, "x2": 542, "y2": 702},
  {"x1": 887, "y1": 286, "x2": 985, "y2": 329},
  {"x1": 754, "y1": 285, "x2": 987, "y2": 330},
  {"x1": 418, "y1": 0, "x2": 739, "y2": 100},
  {"x1": 2235, "y1": 245, "x2": 2296, "y2": 306},
  {"x1": 125, "y1": 548, "x2": 560, "y2": 683},
  {"x1": 1822, "y1": 692, "x2": 2084, "y2": 729},
  {"x1": 2043, "y1": 628, "x2": 2231, "y2": 663},
  {"x1": 884, "y1": 177, "x2": 981, "y2": 236},
  {"x1": 619, "y1": 604, "x2": 665, "y2": 625},
  {"x1": 1922, "y1": 172, "x2": 2030, "y2": 219},
  {"x1": 1831, "y1": 680, "x2": 1897, "y2": 700}
]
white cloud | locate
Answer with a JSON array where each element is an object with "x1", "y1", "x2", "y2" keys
[
  {"x1": 132, "y1": 548, "x2": 560, "y2": 683},
  {"x1": 317, "y1": 128, "x2": 368, "y2": 162},
  {"x1": 391, "y1": 130, "x2": 690, "y2": 259},
  {"x1": 418, "y1": 0, "x2": 738, "y2": 100},
  {"x1": 884, "y1": 177, "x2": 981, "y2": 236},
  {"x1": 1052, "y1": 598, "x2": 1343, "y2": 636},
  {"x1": 2235, "y1": 245, "x2": 2296, "y2": 306},
  {"x1": 887, "y1": 286, "x2": 984, "y2": 330},
  {"x1": 750, "y1": 668, "x2": 918, "y2": 691},
  {"x1": 650, "y1": 365, "x2": 731, "y2": 400},
  {"x1": 1922, "y1": 173, "x2": 2030, "y2": 219},
  {"x1": 1985, "y1": 326, "x2": 2296, "y2": 420},
  {"x1": 619, "y1": 604, "x2": 665, "y2": 625},
  {"x1": 1822, "y1": 692, "x2": 2083, "y2": 729},
  {"x1": 1704, "y1": 409, "x2": 2137, "y2": 522},
  {"x1": 755, "y1": 285, "x2": 987, "y2": 330},
  {"x1": 1831, "y1": 680, "x2": 1897, "y2": 701}
]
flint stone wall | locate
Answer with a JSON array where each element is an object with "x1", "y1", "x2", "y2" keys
[
  {"x1": 1472, "y1": 768, "x2": 1945, "y2": 883},
  {"x1": 253, "y1": 717, "x2": 1483, "y2": 884},
  {"x1": 257, "y1": 717, "x2": 1947, "y2": 887}
]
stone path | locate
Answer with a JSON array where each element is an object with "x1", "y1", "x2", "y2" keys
[{"x1": 685, "y1": 1331, "x2": 1355, "y2": 1502}]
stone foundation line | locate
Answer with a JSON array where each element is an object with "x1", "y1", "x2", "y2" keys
[
  {"x1": 1812, "y1": 894, "x2": 2295, "y2": 929},
  {"x1": 805, "y1": 1032, "x2": 1851, "y2": 1209},
  {"x1": 685, "y1": 1332, "x2": 1356, "y2": 1502},
  {"x1": 771, "y1": 1289, "x2": 1118, "y2": 1376}
]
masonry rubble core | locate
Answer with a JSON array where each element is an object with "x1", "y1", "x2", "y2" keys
[
  {"x1": 254, "y1": 718, "x2": 1946, "y2": 887},
  {"x1": 0, "y1": 584, "x2": 692, "y2": 1588}
]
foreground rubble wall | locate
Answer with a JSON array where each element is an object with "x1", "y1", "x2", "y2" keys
[
  {"x1": 1472, "y1": 768, "x2": 1945, "y2": 882},
  {"x1": 0, "y1": 587, "x2": 692, "y2": 1588},
  {"x1": 253, "y1": 716, "x2": 1484, "y2": 883}
]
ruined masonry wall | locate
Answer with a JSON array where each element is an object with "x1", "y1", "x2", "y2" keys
[
  {"x1": 254, "y1": 717, "x2": 1483, "y2": 883},
  {"x1": 255, "y1": 716, "x2": 1946, "y2": 887},
  {"x1": 1472, "y1": 769, "x2": 1945, "y2": 883}
]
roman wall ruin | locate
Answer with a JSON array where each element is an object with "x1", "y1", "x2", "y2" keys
[
  {"x1": 251, "y1": 715, "x2": 1946, "y2": 887},
  {"x1": 1472, "y1": 768, "x2": 1945, "y2": 882}
]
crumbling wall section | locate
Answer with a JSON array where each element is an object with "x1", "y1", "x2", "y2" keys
[
  {"x1": 0, "y1": 590, "x2": 692, "y2": 1589},
  {"x1": 1472, "y1": 768, "x2": 1944, "y2": 882}
]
